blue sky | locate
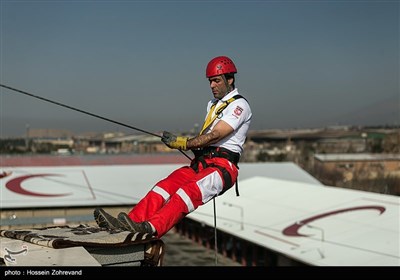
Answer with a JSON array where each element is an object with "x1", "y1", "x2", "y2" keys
[{"x1": 1, "y1": 0, "x2": 398, "y2": 137}]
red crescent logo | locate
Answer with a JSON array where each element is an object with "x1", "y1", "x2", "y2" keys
[
  {"x1": 5, "y1": 174, "x2": 72, "y2": 197},
  {"x1": 282, "y1": 205, "x2": 386, "y2": 237}
]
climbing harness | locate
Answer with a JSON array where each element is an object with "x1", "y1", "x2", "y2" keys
[
  {"x1": 199, "y1": 95, "x2": 246, "y2": 135},
  {"x1": 196, "y1": 94, "x2": 248, "y2": 196}
]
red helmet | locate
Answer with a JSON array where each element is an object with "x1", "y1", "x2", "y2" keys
[{"x1": 206, "y1": 56, "x2": 237, "y2": 78}]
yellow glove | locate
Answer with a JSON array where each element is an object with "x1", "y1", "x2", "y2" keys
[{"x1": 161, "y1": 131, "x2": 188, "y2": 150}]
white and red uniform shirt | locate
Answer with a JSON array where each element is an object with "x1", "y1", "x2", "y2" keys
[{"x1": 203, "y1": 88, "x2": 252, "y2": 154}]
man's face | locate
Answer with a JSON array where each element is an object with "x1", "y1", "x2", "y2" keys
[{"x1": 208, "y1": 75, "x2": 232, "y2": 100}]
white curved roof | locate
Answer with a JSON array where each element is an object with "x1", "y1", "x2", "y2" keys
[
  {"x1": 188, "y1": 176, "x2": 400, "y2": 266},
  {"x1": 1, "y1": 162, "x2": 398, "y2": 266}
]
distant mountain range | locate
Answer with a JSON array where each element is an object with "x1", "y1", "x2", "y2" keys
[{"x1": 330, "y1": 95, "x2": 399, "y2": 127}]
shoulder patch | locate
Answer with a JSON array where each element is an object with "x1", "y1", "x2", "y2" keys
[{"x1": 233, "y1": 106, "x2": 243, "y2": 117}]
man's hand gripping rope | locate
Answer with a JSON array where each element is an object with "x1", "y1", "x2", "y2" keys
[{"x1": 161, "y1": 131, "x2": 189, "y2": 151}]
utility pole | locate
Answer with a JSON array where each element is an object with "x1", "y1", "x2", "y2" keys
[{"x1": 25, "y1": 123, "x2": 30, "y2": 152}]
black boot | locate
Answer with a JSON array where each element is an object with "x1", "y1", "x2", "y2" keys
[
  {"x1": 94, "y1": 208, "x2": 128, "y2": 231},
  {"x1": 117, "y1": 212, "x2": 155, "y2": 236}
]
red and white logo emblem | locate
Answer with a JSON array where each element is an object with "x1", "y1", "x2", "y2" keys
[{"x1": 234, "y1": 106, "x2": 243, "y2": 116}]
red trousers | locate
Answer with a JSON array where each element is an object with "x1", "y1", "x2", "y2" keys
[{"x1": 128, "y1": 157, "x2": 238, "y2": 237}]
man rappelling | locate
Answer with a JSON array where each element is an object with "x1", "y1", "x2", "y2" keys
[{"x1": 94, "y1": 56, "x2": 253, "y2": 238}]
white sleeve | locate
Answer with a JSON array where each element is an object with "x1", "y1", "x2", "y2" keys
[{"x1": 219, "y1": 99, "x2": 251, "y2": 130}]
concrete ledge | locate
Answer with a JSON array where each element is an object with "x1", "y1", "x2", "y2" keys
[
  {"x1": 0, "y1": 225, "x2": 164, "y2": 266},
  {"x1": 86, "y1": 245, "x2": 144, "y2": 266},
  {"x1": 0, "y1": 237, "x2": 101, "y2": 266}
]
